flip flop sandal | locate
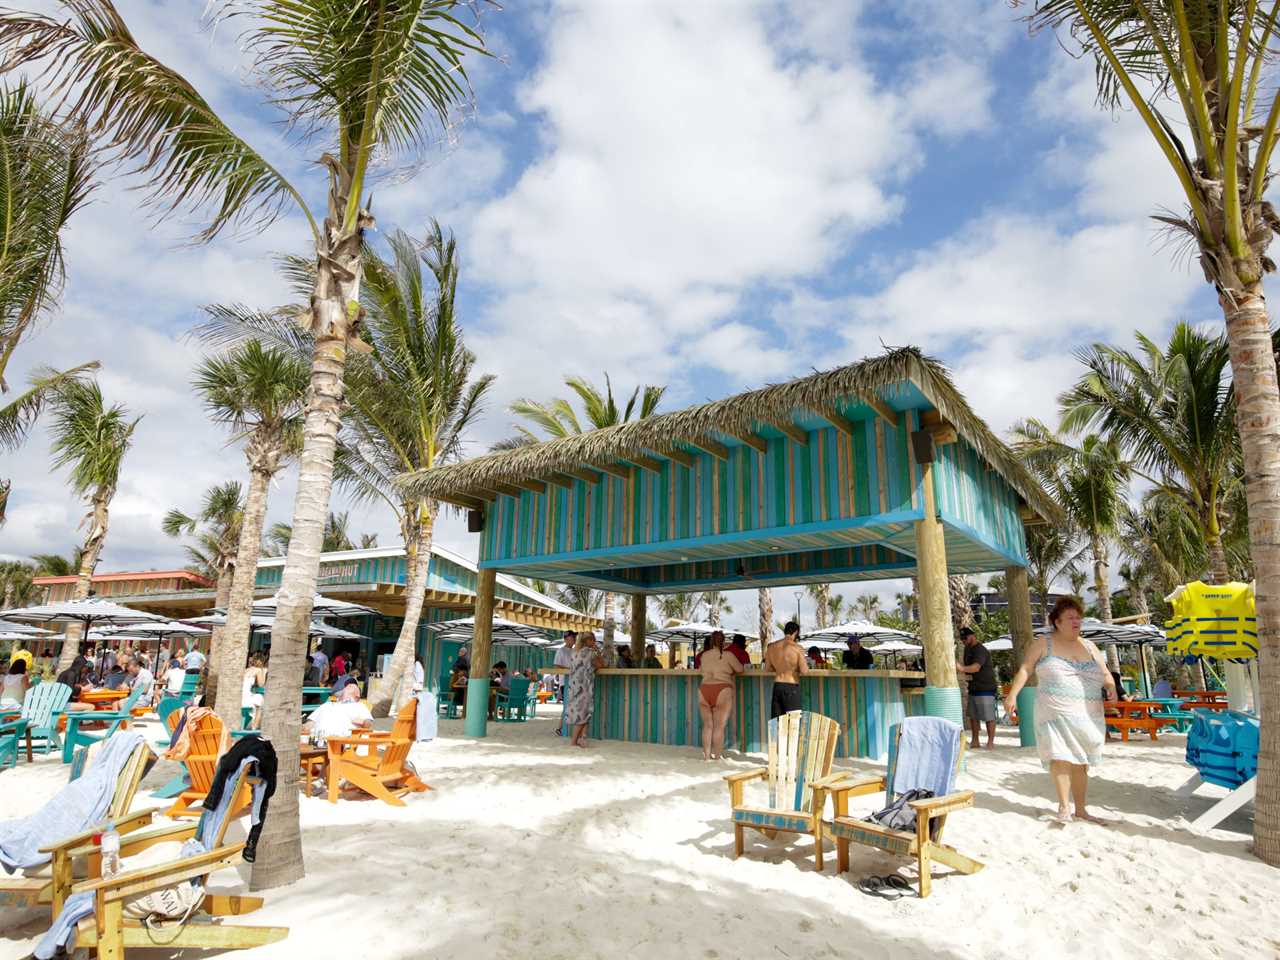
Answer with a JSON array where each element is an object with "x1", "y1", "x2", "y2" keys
[
  {"x1": 883, "y1": 874, "x2": 913, "y2": 896},
  {"x1": 857, "y1": 876, "x2": 906, "y2": 900}
]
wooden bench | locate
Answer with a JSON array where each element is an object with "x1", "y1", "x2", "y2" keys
[{"x1": 1106, "y1": 701, "x2": 1180, "y2": 741}]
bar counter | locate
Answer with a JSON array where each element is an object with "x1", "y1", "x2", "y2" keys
[{"x1": 581, "y1": 668, "x2": 925, "y2": 760}]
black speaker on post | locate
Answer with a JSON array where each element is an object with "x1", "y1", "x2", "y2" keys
[
  {"x1": 910, "y1": 430, "x2": 935, "y2": 464},
  {"x1": 467, "y1": 508, "x2": 485, "y2": 532}
]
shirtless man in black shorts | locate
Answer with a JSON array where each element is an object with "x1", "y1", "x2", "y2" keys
[{"x1": 765, "y1": 621, "x2": 808, "y2": 718}]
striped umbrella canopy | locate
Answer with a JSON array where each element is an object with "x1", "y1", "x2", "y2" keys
[
  {"x1": 2, "y1": 598, "x2": 167, "y2": 630},
  {"x1": 0, "y1": 619, "x2": 53, "y2": 635},
  {"x1": 429, "y1": 616, "x2": 551, "y2": 645},
  {"x1": 250, "y1": 593, "x2": 376, "y2": 620},
  {"x1": 646, "y1": 621, "x2": 757, "y2": 643},
  {"x1": 805, "y1": 620, "x2": 917, "y2": 645}
]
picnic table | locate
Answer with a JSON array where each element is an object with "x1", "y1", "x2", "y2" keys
[
  {"x1": 1180, "y1": 698, "x2": 1230, "y2": 711},
  {"x1": 1173, "y1": 689, "x2": 1226, "y2": 700},
  {"x1": 1106, "y1": 700, "x2": 1180, "y2": 741},
  {"x1": 301, "y1": 686, "x2": 332, "y2": 715},
  {"x1": 1140, "y1": 696, "x2": 1196, "y2": 733},
  {"x1": 81, "y1": 688, "x2": 129, "y2": 711}
]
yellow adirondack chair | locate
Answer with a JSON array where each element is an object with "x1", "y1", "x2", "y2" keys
[
  {"x1": 0, "y1": 739, "x2": 156, "y2": 913},
  {"x1": 724, "y1": 710, "x2": 840, "y2": 870},
  {"x1": 63, "y1": 762, "x2": 287, "y2": 957},
  {"x1": 824, "y1": 717, "x2": 983, "y2": 898},
  {"x1": 325, "y1": 698, "x2": 429, "y2": 806},
  {"x1": 164, "y1": 710, "x2": 239, "y2": 820}
]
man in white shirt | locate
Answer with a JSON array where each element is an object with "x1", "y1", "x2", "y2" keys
[
  {"x1": 126, "y1": 656, "x2": 155, "y2": 706},
  {"x1": 305, "y1": 683, "x2": 373, "y2": 740},
  {"x1": 184, "y1": 647, "x2": 207, "y2": 672},
  {"x1": 553, "y1": 631, "x2": 577, "y2": 736}
]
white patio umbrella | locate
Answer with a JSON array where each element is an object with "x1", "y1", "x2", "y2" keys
[
  {"x1": 867, "y1": 638, "x2": 923, "y2": 668},
  {"x1": 428, "y1": 616, "x2": 551, "y2": 645},
  {"x1": 0, "y1": 619, "x2": 52, "y2": 635},
  {"x1": 806, "y1": 619, "x2": 918, "y2": 646},
  {"x1": 0, "y1": 630, "x2": 63, "y2": 643},
  {"x1": 4, "y1": 598, "x2": 167, "y2": 631},
  {"x1": 97, "y1": 620, "x2": 212, "y2": 673},
  {"x1": 985, "y1": 637, "x2": 1013, "y2": 652},
  {"x1": 250, "y1": 593, "x2": 376, "y2": 619},
  {"x1": 646, "y1": 621, "x2": 757, "y2": 643}
]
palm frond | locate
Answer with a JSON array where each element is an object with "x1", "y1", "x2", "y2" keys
[
  {"x1": 0, "y1": 0, "x2": 315, "y2": 242},
  {"x1": 0, "y1": 361, "x2": 99, "y2": 451}
]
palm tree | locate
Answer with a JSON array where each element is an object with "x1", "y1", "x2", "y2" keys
[
  {"x1": 826, "y1": 593, "x2": 847, "y2": 625},
  {"x1": 0, "y1": 560, "x2": 37, "y2": 609},
  {"x1": 163, "y1": 481, "x2": 245, "y2": 707},
  {"x1": 1061, "y1": 324, "x2": 1242, "y2": 584},
  {"x1": 757, "y1": 587, "x2": 774, "y2": 656},
  {"x1": 0, "y1": 0, "x2": 492, "y2": 888},
  {"x1": 657, "y1": 593, "x2": 702, "y2": 623},
  {"x1": 264, "y1": 513, "x2": 374, "y2": 556},
  {"x1": 508, "y1": 374, "x2": 665, "y2": 653},
  {"x1": 1021, "y1": 0, "x2": 1280, "y2": 867},
  {"x1": 854, "y1": 594, "x2": 881, "y2": 621},
  {"x1": 806, "y1": 583, "x2": 832, "y2": 629},
  {"x1": 0, "y1": 82, "x2": 94, "y2": 392},
  {"x1": 193, "y1": 339, "x2": 307, "y2": 736},
  {"x1": 30, "y1": 549, "x2": 79, "y2": 577},
  {"x1": 1024, "y1": 523, "x2": 1086, "y2": 626},
  {"x1": 701, "y1": 591, "x2": 732, "y2": 627},
  {"x1": 332, "y1": 222, "x2": 494, "y2": 716},
  {"x1": 1069, "y1": 570, "x2": 1088, "y2": 603},
  {"x1": 1012, "y1": 422, "x2": 1130, "y2": 638},
  {"x1": 948, "y1": 576, "x2": 975, "y2": 632},
  {"x1": 46, "y1": 379, "x2": 139, "y2": 671}
]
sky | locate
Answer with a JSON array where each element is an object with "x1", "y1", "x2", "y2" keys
[{"x1": 0, "y1": 0, "x2": 1221, "y2": 635}]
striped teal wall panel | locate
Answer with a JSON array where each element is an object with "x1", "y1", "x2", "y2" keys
[
  {"x1": 587, "y1": 671, "x2": 911, "y2": 759},
  {"x1": 481, "y1": 420, "x2": 921, "y2": 565},
  {"x1": 932, "y1": 437, "x2": 1026, "y2": 562}
]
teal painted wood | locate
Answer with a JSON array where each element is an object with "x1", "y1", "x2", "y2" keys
[
  {"x1": 933, "y1": 437, "x2": 1027, "y2": 562},
  {"x1": 587, "y1": 671, "x2": 910, "y2": 759},
  {"x1": 482, "y1": 420, "x2": 929, "y2": 565}
]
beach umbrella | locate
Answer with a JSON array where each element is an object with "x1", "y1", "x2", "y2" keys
[
  {"x1": 0, "y1": 630, "x2": 62, "y2": 643},
  {"x1": 985, "y1": 637, "x2": 1013, "y2": 652},
  {"x1": 3, "y1": 598, "x2": 167, "y2": 630},
  {"x1": 307, "y1": 620, "x2": 369, "y2": 641},
  {"x1": 805, "y1": 619, "x2": 917, "y2": 646},
  {"x1": 867, "y1": 638, "x2": 923, "y2": 667},
  {"x1": 250, "y1": 592, "x2": 376, "y2": 620},
  {"x1": 0, "y1": 619, "x2": 52, "y2": 635},
  {"x1": 97, "y1": 620, "x2": 212, "y2": 673},
  {"x1": 428, "y1": 616, "x2": 551, "y2": 645},
  {"x1": 646, "y1": 621, "x2": 757, "y2": 643}
]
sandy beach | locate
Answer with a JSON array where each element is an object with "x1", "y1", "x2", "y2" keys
[{"x1": 2, "y1": 709, "x2": 1276, "y2": 960}]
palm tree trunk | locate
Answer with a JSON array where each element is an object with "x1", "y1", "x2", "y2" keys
[
  {"x1": 211, "y1": 464, "x2": 273, "y2": 734},
  {"x1": 58, "y1": 488, "x2": 110, "y2": 673},
  {"x1": 253, "y1": 235, "x2": 362, "y2": 891},
  {"x1": 757, "y1": 588, "x2": 773, "y2": 660},
  {"x1": 1089, "y1": 534, "x2": 1121, "y2": 671},
  {"x1": 1205, "y1": 532, "x2": 1231, "y2": 585},
  {"x1": 371, "y1": 503, "x2": 435, "y2": 718},
  {"x1": 203, "y1": 568, "x2": 233, "y2": 710},
  {"x1": 1219, "y1": 283, "x2": 1280, "y2": 866}
]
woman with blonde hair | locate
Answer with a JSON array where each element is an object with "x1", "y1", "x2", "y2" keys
[
  {"x1": 1006, "y1": 596, "x2": 1117, "y2": 824},
  {"x1": 242, "y1": 652, "x2": 268, "y2": 728},
  {"x1": 697, "y1": 630, "x2": 743, "y2": 760},
  {"x1": 564, "y1": 631, "x2": 604, "y2": 748}
]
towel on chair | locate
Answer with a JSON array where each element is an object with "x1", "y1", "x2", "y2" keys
[
  {"x1": 890, "y1": 717, "x2": 961, "y2": 799},
  {"x1": 0, "y1": 730, "x2": 146, "y2": 872}
]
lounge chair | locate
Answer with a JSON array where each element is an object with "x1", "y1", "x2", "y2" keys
[
  {"x1": 1, "y1": 717, "x2": 28, "y2": 768},
  {"x1": 724, "y1": 710, "x2": 841, "y2": 871},
  {"x1": 824, "y1": 716, "x2": 983, "y2": 898},
  {"x1": 62, "y1": 685, "x2": 145, "y2": 763},
  {"x1": 0, "y1": 736, "x2": 156, "y2": 913},
  {"x1": 52, "y1": 761, "x2": 287, "y2": 957},
  {"x1": 326, "y1": 698, "x2": 429, "y2": 806},
  {"x1": 162, "y1": 710, "x2": 237, "y2": 820},
  {"x1": 18, "y1": 681, "x2": 73, "y2": 756}
]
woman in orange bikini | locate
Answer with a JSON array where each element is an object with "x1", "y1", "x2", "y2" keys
[{"x1": 698, "y1": 630, "x2": 744, "y2": 761}]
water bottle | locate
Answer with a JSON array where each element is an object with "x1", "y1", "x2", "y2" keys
[{"x1": 100, "y1": 828, "x2": 120, "y2": 878}]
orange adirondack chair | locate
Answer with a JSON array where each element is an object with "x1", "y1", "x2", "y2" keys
[
  {"x1": 325, "y1": 698, "x2": 429, "y2": 806},
  {"x1": 162, "y1": 710, "x2": 245, "y2": 820}
]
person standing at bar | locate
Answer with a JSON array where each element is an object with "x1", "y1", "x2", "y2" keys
[
  {"x1": 698, "y1": 630, "x2": 743, "y2": 760},
  {"x1": 765, "y1": 621, "x2": 808, "y2": 718},
  {"x1": 554, "y1": 630, "x2": 577, "y2": 736},
  {"x1": 565, "y1": 632, "x2": 604, "y2": 749}
]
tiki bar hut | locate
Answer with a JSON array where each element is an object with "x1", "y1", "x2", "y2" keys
[{"x1": 401, "y1": 347, "x2": 1060, "y2": 758}]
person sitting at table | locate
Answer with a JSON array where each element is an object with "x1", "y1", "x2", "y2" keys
[
  {"x1": 55, "y1": 656, "x2": 97, "y2": 712},
  {"x1": 643, "y1": 644, "x2": 663, "y2": 669},
  {"x1": 618, "y1": 647, "x2": 635, "y2": 669},
  {"x1": 102, "y1": 661, "x2": 128, "y2": 690},
  {"x1": 492, "y1": 661, "x2": 512, "y2": 689},
  {"x1": 807, "y1": 646, "x2": 827, "y2": 668},
  {"x1": 125, "y1": 655, "x2": 155, "y2": 708},
  {"x1": 2, "y1": 658, "x2": 29, "y2": 706},
  {"x1": 1109, "y1": 671, "x2": 1135, "y2": 702},
  {"x1": 449, "y1": 664, "x2": 468, "y2": 708},
  {"x1": 305, "y1": 681, "x2": 372, "y2": 742}
]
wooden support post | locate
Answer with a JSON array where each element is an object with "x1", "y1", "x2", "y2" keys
[
  {"x1": 465, "y1": 567, "x2": 497, "y2": 737},
  {"x1": 915, "y1": 459, "x2": 957, "y2": 691},
  {"x1": 630, "y1": 595, "x2": 646, "y2": 664},
  {"x1": 1005, "y1": 564, "x2": 1035, "y2": 678}
]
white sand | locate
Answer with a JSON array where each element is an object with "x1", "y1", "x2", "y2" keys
[{"x1": 2, "y1": 709, "x2": 1277, "y2": 960}]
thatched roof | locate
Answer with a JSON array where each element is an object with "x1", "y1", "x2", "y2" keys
[{"x1": 400, "y1": 347, "x2": 1061, "y2": 524}]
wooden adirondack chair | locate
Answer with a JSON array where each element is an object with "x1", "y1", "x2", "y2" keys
[
  {"x1": 824, "y1": 717, "x2": 983, "y2": 898},
  {"x1": 0, "y1": 718, "x2": 28, "y2": 768},
  {"x1": 495, "y1": 677, "x2": 532, "y2": 721},
  {"x1": 20, "y1": 681, "x2": 72, "y2": 755},
  {"x1": 163, "y1": 710, "x2": 238, "y2": 819},
  {"x1": 325, "y1": 699, "x2": 429, "y2": 806},
  {"x1": 62, "y1": 763, "x2": 287, "y2": 957},
  {"x1": 0, "y1": 739, "x2": 156, "y2": 912},
  {"x1": 724, "y1": 710, "x2": 841, "y2": 870},
  {"x1": 62, "y1": 685, "x2": 145, "y2": 763}
]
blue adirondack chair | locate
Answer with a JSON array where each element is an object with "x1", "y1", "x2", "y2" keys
[
  {"x1": 61, "y1": 685, "x2": 144, "y2": 763},
  {"x1": 495, "y1": 678, "x2": 532, "y2": 721},
  {"x1": 21, "y1": 682, "x2": 73, "y2": 756},
  {"x1": 0, "y1": 718, "x2": 28, "y2": 769}
]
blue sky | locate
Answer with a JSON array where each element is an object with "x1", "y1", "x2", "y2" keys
[{"x1": 1, "y1": 0, "x2": 1220, "y2": 632}]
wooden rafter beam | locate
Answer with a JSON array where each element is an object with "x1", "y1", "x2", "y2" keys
[
  {"x1": 490, "y1": 482, "x2": 523, "y2": 498},
  {"x1": 629, "y1": 454, "x2": 665, "y2": 475},
  {"x1": 469, "y1": 489, "x2": 499, "y2": 502},
  {"x1": 810, "y1": 404, "x2": 857, "y2": 438},
  {"x1": 687, "y1": 435, "x2": 730, "y2": 460},
  {"x1": 920, "y1": 409, "x2": 957, "y2": 445},
  {"x1": 546, "y1": 474, "x2": 574, "y2": 490},
  {"x1": 567, "y1": 468, "x2": 602, "y2": 485},
  {"x1": 1019, "y1": 505, "x2": 1047, "y2": 526},
  {"x1": 762, "y1": 416, "x2": 808, "y2": 446},
  {"x1": 860, "y1": 392, "x2": 899, "y2": 426},
  {"x1": 652, "y1": 445, "x2": 694, "y2": 468},
  {"x1": 515, "y1": 479, "x2": 547, "y2": 495},
  {"x1": 725, "y1": 428, "x2": 768, "y2": 455},
  {"x1": 589, "y1": 460, "x2": 633, "y2": 481},
  {"x1": 439, "y1": 494, "x2": 485, "y2": 511}
]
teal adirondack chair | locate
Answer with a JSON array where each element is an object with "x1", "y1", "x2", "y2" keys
[
  {"x1": 0, "y1": 718, "x2": 28, "y2": 769},
  {"x1": 61, "y1": 685, "x2": 144, "y2": 763},
  {"x1": 495, "y1": 678, "x2": 532, "y2": 722},
  {"x1": 21, "y1": 682, "x2": 72, "y2": 756}
]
